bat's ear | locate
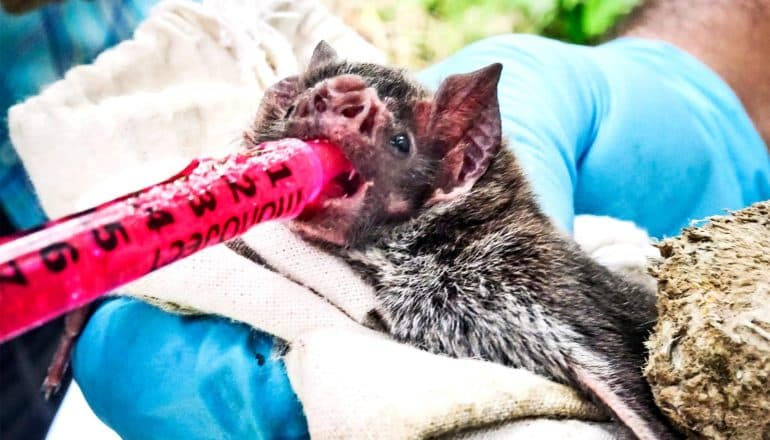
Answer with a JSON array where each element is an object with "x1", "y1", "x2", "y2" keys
[
  {"x1": 308, "y1": 40, "x2": 339, "y2": 70},
  {"x1": 252, "y1": 75, "x2": 299, "y2": 129},
  {"x1": 264, "y1": 75, "x2": 299, "y2": 107},
  {"x1": 427, "y1": 63, "x2": 502, "y2": 196}
]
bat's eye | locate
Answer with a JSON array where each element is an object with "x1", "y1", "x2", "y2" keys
[
  {"x1": 284, "y1": 105, "x2": 295, "y2": 119},
  {"x1": 389, "y1": 133, "x2": 410, "y2": 155}
]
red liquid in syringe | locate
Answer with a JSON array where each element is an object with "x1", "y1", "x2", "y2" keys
[{"x1": 0, "y1": 139, "x2": 351, "y2": 343}]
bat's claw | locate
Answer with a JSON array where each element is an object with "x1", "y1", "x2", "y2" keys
[{"x1": 41, "y1": 376, "x2": 61, "y2": 401}]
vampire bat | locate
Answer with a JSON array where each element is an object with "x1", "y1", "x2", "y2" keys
[{"x1": 246, "y1": 41, "x2": 680, "y2": 440}]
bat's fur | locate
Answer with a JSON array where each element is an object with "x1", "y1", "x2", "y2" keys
[{"x1": 250, "y1": 41, "x2": 680, "y2": 439}]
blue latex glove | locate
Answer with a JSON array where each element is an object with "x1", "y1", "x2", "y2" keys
[
  {"x1": 72, "y1": 35, "x2": 770, "y2": 439},
  {"x1": 73, "y1": 298, "x2": 308, "y2": 439}
]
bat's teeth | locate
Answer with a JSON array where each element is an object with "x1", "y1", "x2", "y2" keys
[{"x1": 348, "y1": 170, "x2": 357, "y2": 181}]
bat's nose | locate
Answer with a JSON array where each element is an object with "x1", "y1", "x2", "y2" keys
[
  {"x1": 328, "y1": 75, "x2": 366, "y2": 93},
  {"x1": 307, "y1": 75, "x2": 380, "y2": 138}
]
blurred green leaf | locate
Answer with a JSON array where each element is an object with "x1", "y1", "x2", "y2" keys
[
  {"x1": 583, "y1": 0, "x2": 638, "y2": 36},
  {"x1": 544, "y1": 0, "x2": 640, "y2": 44},
  {"x1": 423, "y1": 0, "x2": 641, "y2": 44}
]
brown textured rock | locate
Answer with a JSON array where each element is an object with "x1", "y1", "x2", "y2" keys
[{"x1": 646, "y1": 201, "x2": 770, "y2": 439}]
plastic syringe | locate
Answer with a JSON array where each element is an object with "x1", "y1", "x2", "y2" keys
[{"x1": 0, "y1": 139, "x2": 351, "y2": 343}]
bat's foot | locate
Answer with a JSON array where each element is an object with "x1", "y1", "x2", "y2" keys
[
  {"x1": 41, "y1": 306, "x2": 92, "y2": 400},
  {"x1": 41, "y1": 375, "x2": 62, "y2": 401}
]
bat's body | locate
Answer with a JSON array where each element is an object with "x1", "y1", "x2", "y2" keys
[
  {"x1": 342, "y1": 151, "x2": 670, "y2": 439},
  {"x1": 251, "y1": 41, "x2": 680, "y2": 439}
]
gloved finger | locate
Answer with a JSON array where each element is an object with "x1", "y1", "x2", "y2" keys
[{"x1": 72, "y1": 297, "x2": 308, "y2": 440}]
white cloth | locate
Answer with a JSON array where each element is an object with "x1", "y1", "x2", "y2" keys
[
  {"x1": 46, "y1": 382, "x2": 120, "y2": 440},
  {"x1": 286, "y1": 327, "x2": 616, "y2": 440},
  {"x1": 573, "y1": 215, "x2": 660, "y2": 291},
  {"x1": 10, "y1": 1, "x2": 657, "y2": 438}
]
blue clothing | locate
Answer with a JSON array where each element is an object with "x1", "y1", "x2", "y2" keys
[
  {"x1": 419, "y1": 34, "x2": 770, "y2": 238},
  {"x1": 2, "y1": 13, "x2": 767, "y2": 438},
  {"x1": 0, "y1": 0, "x2": 158, "y2": 229}
]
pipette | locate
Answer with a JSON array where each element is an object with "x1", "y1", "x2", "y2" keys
[{"x1": 0, "y1": 138, "x2": 352, "y2": 343}]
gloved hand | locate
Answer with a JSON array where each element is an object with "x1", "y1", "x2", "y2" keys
[
  {"x1": 73, "y1": 297, "x2": 308, "y2": 439},
  {"x1": 73, "y1": 33, "x2": 770, "y2": 439}
]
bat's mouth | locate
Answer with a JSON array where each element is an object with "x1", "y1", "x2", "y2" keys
[
  {"x1": 324, "y1": 169, "x2": 365, "y2": 199},
  {"x1": 300, "y1": 166, "x2": 369, "y2": 218},
  {"x1": 293, "y1": 162, "x2": 370, "y2": 245},
  {"x1": 295, "y1": 142, "x2": 370, "y2": 233}
]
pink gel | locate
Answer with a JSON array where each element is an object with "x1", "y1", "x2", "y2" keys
[{"x1": 0, "y1": 139, "x2": 349, "y2": 343}]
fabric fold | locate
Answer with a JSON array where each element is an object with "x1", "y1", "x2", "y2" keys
[{"x1": 284, "y1": 327, "x2": 613, "y2": 440}]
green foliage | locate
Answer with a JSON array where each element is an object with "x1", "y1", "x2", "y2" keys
[
  {"x1": 358, "y1": 0, "x2": 642, "y2": 66},
  {"x1": 416, "y1": 0, "x2": 640, "y2": 45},
  {"x1": 542, "y1": 0, "x2": 640, "y2": 44}
]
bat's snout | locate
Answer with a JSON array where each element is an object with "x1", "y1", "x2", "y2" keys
[{"x1": 296, "y1": 74, "x2": 385, "y2": 141}]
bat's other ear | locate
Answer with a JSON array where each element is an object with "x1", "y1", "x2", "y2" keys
[
  {"x1": 250, "y1": 75, "x2": 300, "y2": 143},
  {"x1": 308, "y1": 40, "x2": 339, "y2": 70},
  {"x1": 427, "y1": 63, "x2": 503, "y2": 196},
  {"x1": 262, "y1": 75, "x2": 299, "y2": 109}
]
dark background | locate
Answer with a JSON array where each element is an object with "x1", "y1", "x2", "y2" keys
[{"x1": 0, "y1": 206, "x2": 68, "y2": 440}]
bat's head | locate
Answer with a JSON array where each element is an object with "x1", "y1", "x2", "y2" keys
[{"x1": 249, "y1": 41, "x2": 503, "y2": 247}]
